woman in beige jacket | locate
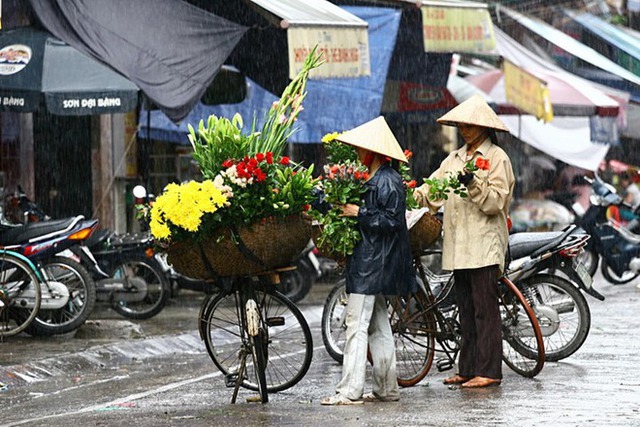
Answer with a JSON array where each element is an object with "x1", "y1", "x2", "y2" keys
[{"x1": 414, "y1": 94, "x2": 515, "y2": 388}]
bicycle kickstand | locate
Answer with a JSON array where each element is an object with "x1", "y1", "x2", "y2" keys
[{"x1": 230, "y1": 348, "x2": 248, "y2": 404}]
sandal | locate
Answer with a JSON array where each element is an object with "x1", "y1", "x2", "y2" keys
[
  {"x1": 320, "y1": 395, "x2": 364, "y2": 406},
  {"x1": 443, "y1": 374, "x2": 472, "y2": 385},
  {"x1": 361, "y1": 392, "x2": 400, "y2": 402},
  {"x1": 461, "y1": 376, "x2": 501, "y2": 388}
]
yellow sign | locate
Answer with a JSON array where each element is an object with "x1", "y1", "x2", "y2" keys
[
  {"x1": 287, "y1": 26, "x2": 370, "y2": 79},
  {"x1": 421, "y1": 5, "x2": 496, "y2": 53},
  {"x1": 503, "y1": 59, "x2": 553, "y2": 123}
]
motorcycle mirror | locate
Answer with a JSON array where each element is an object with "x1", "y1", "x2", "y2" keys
[{"x1": 132, "y1": 185, "x2": 147, "y2": 199}]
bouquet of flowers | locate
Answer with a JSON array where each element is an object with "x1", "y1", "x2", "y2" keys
[
  {"x1": 423, "y1": 157, "x2": 490, "y2": 201},
  {"x1": 148, "y1": 49, "x2": 323, "y2": 277},
  {"x1": 310, "y1": 135, "x2": 420, "y2": 259}
]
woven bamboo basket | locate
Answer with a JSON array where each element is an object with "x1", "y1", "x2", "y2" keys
[
  {"x1": 409, "y1": 212, "x2": 442, "y2": 254},
  {"x1": 167, "y1": 215, "x2": 312, "y2": 279}
]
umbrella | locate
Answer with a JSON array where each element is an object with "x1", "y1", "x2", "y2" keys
[
  {"x1": 0, "y1": 26, "x2": 139, "y2": 115},
  {"x1": 465, "y1": 68, "x2": 619, "y2": 118}
]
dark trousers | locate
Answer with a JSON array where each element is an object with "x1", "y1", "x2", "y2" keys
[{"x1": 453, "y1": 265, "x2": 502, "y2": 380}]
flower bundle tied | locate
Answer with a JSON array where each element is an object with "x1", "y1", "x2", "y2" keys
[{"x1": 423, "y1": 156, "x2": 490, "y2": 201}]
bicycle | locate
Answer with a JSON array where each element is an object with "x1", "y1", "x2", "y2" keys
[
  {"x1": 198, "y1": 268, "x2": 313, "y2": 404},
  {"x1": 0, "y1": 249, "x2": 43, "y2": 338},
  {"x1": 322, "y1": 247, "x2": 545, "y2": 385}
]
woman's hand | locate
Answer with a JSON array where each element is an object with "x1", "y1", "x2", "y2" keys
[{"x1": 339, "y1": 203, "x2": 360, "y2": 217}]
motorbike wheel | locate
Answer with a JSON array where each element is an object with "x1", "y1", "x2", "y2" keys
[
  {"x1": 519, "y1": 274, "x2": 591, "y2": 362},
  {"x1": 279, "y1": 260, "x2": 315, "y2": 304},
  {"x1": 577, "y1": 248, "x2": 599, "y2": 277},
  {"x1": 26, "y1": 257, "x2": 96, "y2": 336},
  {"x1": 111, "y1": 255, "x2": 170, "y2": 320},
  {"x1": 601, "y1": 261, "x2": 640, "y2": 285}
]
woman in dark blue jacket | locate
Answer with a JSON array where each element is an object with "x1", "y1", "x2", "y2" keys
[{"x1": 321, "y1": 117, "x2": 415, "y2": 406}]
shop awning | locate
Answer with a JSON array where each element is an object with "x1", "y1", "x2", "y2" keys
[
  {"x1": 247, "y1": 0, "x2": 370, "y2": 79},
  {"x1": 563, "y1": 10, "x2": 640, "y2": 75},
  {"x1": 0, "y1": 26, "x2": 138, "y2": 115},
  {"x1": 29, "y1": 0, "x2": 247, "y2": 122},
  {"x1": 496, "y1": 6, "x2": 640, "y2": 92},
  {"x1": 139, "y1": 6, "x2": 400, "y2": 144}
]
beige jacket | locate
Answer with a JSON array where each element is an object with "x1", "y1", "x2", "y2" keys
[{"x1": 415, "y1": 138, "x2": 515, "y2": 273}]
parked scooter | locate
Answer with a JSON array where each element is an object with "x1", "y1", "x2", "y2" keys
[
  {"x1": 5, "y1": 188, "x2": 170, "y2": 320},
  {"x1": 0, "y1": 215, "x2": 98, "y2": 336},
  {"x1": 70, "y1": 229, "x2": 170, "y2": 320},
  {"x1": 579, "y1": 174, "x2": 640, "y2": 284}
]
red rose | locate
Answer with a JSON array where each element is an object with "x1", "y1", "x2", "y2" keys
[
  {"x1": 256, "y1": 153, "x2": 265, "y2": 162},
  {"x1": 303, "y1": 204, "x2": 311, "y2": 211},
  {"x1": 330, "y1": 165, "x2": 340, "y2": 174},
  {"x1": 279, "y1": 156, "x2": 290, "y2": 165},
  {"x1": 248, "y1": 158, "x2": 258, "y2": 167},
  {"x1": 475, "y1": 157, "x2": 490, "y2": 171},
  {"x1": 222, "y1": 159, "x2": 234, "y2": 168},
  {"x1": 403, "y1": 149, "x2": 413, "y2": 160},
  {"x1": 266, "y1": 152, "x2": 274, "y2": 164},
  {"x1": 407, "y1": 180, "x2": 417, "y2": 188}
]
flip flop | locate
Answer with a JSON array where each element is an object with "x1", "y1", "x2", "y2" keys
[
  {"x1": 320, "y1": 395, "x2": 364, "y2": 406},
  {"x1": 461, "y1": 376, "x2": 501, "y2": 388},
  {"x1": 443, "y1": 374, "x2": 472, "y2": 385},
  {"x1": 361, "y1": 392, "x2": 400, "y2": 402}
]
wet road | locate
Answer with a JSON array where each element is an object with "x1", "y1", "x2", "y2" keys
[{"x1": 2, "y1": 271, "x2": 640, "y2": 427}]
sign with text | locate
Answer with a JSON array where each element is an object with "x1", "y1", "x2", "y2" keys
[
  {"x1": 287, "y1": 26, "x2": 370, "y2": 79},
  {"x1": 503, "y1": 59, "x2": 553, "y2": 122},
  {"x1": 421, "y1": 5, "x2": 496, "y2": 53}
]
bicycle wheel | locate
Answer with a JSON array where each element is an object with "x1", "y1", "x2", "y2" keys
[
  {"x1": 499, "y1": 277, "x2": 545, "y2": 378},
  {"x1": 111, "y1": 255, "x2": 170, "y2": 320},
  {"x1": 517, "y1": 274, "x2": 591, "y2": 362},
  {"x1": 201, "y1": 287, "x2": 312, "y2": 392},
  {"x1": 0, "y1": 252, "x2": 42, "y2": 338},
  {"x1": 26, "y1": 257, "x2": 96, "y2": 336},
  {"x1": 387, "y1": 289, "x2": 436, "y2": 387},
  {"x1": 321, "y1": 279, "x2": 348, "y2": 363}
]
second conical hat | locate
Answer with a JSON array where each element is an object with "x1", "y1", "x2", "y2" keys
[
  {"x1": 335, "y1": 116, "x2": 408, "y2": 163},
  {"x1": 437, "y1": 94, "x2": 509, "y2": 132}
]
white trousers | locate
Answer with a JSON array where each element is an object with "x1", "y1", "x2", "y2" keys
[{"x1": 335, "y1": 293, "x2": 399, "y2": 400}]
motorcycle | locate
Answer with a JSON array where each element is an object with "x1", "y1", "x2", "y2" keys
[
  {"x1": 0, "y1": 215, "x2": 98, "y2": 336},
  {"x1": 70, "y1": 229, "x2": 170, "y2": 320},
  {"x1": 579, "y1": 174, "x2": 640, "y2": 284},
  {"x1": 5, "y1": 188, "x2": 170, "y2": 320}
]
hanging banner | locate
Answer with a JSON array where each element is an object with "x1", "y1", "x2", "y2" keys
[
  {"x1": 503, "y1": 59, "x2": 554, "y2": 122},
  {"x1": 421, "y1": 4, "x2": 496, "y2": 53},
  {"x1": 287, "y1": 26, "x2": 370, "y2": 79}
]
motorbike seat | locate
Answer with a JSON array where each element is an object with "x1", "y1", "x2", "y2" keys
[
  {"x1": 508, "y1": 231, "x2": 564, "y2": 259},
  {"x1": 0, "y1": 216, "x2": 82, "y2": 246}
]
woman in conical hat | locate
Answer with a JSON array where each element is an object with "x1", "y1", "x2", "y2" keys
[
  {"x1": 321, "y1": 116, "x2": 416, "y2": 405},
  {"x1": 415, "y1": 95, "x2": 515, "y2": 388}
]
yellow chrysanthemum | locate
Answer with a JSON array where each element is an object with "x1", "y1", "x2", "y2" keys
[
  {"x1": 149, "y1": 180, "x2": 230, "y2": 241},
  {"x1": 321, "y1": 132, "x2": 341, "y2": 144}
]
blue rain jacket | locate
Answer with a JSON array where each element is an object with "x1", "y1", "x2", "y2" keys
[{"x1": 346, "y1": 164, "x2": 417, "y2": 296}]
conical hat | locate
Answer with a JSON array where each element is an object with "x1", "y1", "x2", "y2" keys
[
  {"x1": 336, "y1": 116, "x2": 408, "y2": 163},
  {"x1": 437, "y1": 94, "x2": 509, "y2": 132}
]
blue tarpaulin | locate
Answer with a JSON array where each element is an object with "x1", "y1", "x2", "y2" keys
[{"x1": 139, "y1": 6, "x2": 401, "y2": 145}]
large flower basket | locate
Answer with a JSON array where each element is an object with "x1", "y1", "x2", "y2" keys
[
  {"x1": 167, "y1": 215, "x2": 312, "y2": 279},
  {"x1": 409, "y1": 211, "x2": 442, "y2": 255}
]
